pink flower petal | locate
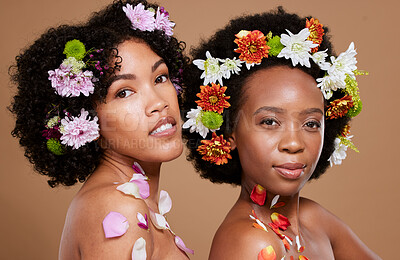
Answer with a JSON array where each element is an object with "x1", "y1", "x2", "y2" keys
[
  {"x1": 131, "y1": 179, "x2": 150, "y2": 199},
  {"x1": 132, "y1": 237, "x2": 147, "y2": 260},
  {"x1": 137, "y1": 212, "x2": 148, "y2": 230},
  {"x1": 159, "y1": 190, "x2": 172, "y2": 215},
  {"x1": 132, "y1": 162, "x2": 145, "y2": 175},
  {"x1": 175, "y1": 235, "x2": 194, "y2": 255},
  {"x1": 102, "y1": 211, "x2": 129, "y2": 238}
]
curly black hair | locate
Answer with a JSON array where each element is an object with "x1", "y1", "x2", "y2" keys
[
  {"x1": 9, "y1": 0, "x2": 188, "y2": 187},
  {"x1": 181, "y1": 7, "x2": 351, "y2": 185}
]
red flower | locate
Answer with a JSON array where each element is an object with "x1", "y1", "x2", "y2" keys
[
  {"x1": 197, "y1": 132, "x2": 232, "y2": 165},
  {"x1": 234, "y1": 30, "x2": 270, "y2": 64},
  {"x1": 196, "y1": 83, "x2": 230, "y2": 114},
  {"x1": 271, "y1": 213, "x2": 291, "y2": 230},
  {"x1": 268, "y1": 222, "x2": 285, "y2": 239},
  {"x1": 250, "y1": 184, "x2": 267, "y2": 206},
  {"x1": 326, "y1": 95, "x2": 354, "y2": 119},
  {"x1": 305, "y1": 18, "x2": 324, "y2": 53}
]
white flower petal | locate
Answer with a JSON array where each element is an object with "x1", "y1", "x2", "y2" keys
[
  {"x1": 159, "y1": 190, "x2": 172, "y2": 215},
  {"x1": 270, "y1": 195, "x2": 280, "y2": 209},
  {"x1": 116, "y1": 182, "x2": 141, "y2": 199},
  {"x1": 132, "y1": 237, "x2": 147, "y2": 260}
]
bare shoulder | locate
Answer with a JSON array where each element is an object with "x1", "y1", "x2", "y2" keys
[
  {"x1": 209, "y1": 205, "x2": 284, "y2": 260},
  {"x1": 299, "y1": 197, "x2": 381, "y2": 260},
  {"x1": 61, "y1": 182, "x2": 151, "y2": 259}
]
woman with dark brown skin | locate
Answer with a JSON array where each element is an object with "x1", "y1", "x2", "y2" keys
[{"x1": 181, "y1": 7, "x2": 380, "y2": 260}]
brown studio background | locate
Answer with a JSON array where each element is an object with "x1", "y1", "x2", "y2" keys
[{"x1": 0, "y1": 0, "x2": 398, "y2": 259}]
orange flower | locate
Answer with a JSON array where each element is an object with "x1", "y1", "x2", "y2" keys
[
  {"x1": 326, "y1": 95, "x2": 354, "y2": 119},
  {"x1": 282, "y1": 237, "x2": 291, "y2": 251},
  {"x1": 305, "y1": 18, "x2": 324, "y2": 53},
  {"x1": 197, "y1": 132, "x2": 232, "y2": 165},
  {"x1": 250, "y1": 184, "x2": 267, "y2": 205},
  {"x1": 340, "y1": 124, "x2": 351, "y2": 137},
  {"x1": 258, "y1": 245, "x2": 276, "y2": 260},
  {"x1": 196, "y1": 83, "x2": 230, "y2": 114},
  {"x1": 234, "y1": 30, "x2": 270, "y2": 64},
  {"x1": 271, "y1": 213, "x2": 291, "y2": 230},
  {"x1": 299, "y1": 255, "x2": 309, "y2": 260}
]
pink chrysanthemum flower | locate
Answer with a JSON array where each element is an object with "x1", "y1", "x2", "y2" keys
[
  {"x1": 123, "y1": 3, "x2": 155, "y2": 32},
  {"x1": 48, "y1": 65, "x2": 95, "y2": 97},
  {"x1": 60, "y1": 109, "x2": 100, "y2": 149},
  {"x1": 154, "y1": 7, "x2": 175, "y2": 36}
]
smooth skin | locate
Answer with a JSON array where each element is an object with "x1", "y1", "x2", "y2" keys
[
  {"x1": 209, "y1": 66, "x2": 380, "y2": 259},
  {"x1": 59, "y1": 40, "x2": 188, "y2": 259}
]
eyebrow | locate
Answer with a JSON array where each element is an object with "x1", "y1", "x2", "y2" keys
[
  {"x1": 108, "y1": 58, "x2": 166, "y2": 85},
  {"x1": 253, "y1": 106, "x2": 285, "y2": 116},
  {"x1": 253, "y1": 106, "x2": 324, "y2": 116}
]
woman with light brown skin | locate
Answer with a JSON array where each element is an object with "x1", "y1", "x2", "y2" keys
[
  {"x1": 10, "y1": 1, "x2": 192, "y2": 259},
  {"x1": 181, "y1": 7, "x2": 380, "y2": 259}
]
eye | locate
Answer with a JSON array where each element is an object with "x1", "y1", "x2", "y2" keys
[
  {"x1": 260, "y1": 118, "x2": 279, "y2": 126},
  {"x1": 116, "y1": 89, "x2": 134, "y2": 98},
  {"x1": 155, "y1": 74, "x2": 169, "y2": 84},
  {"x1": 304, "y1": 120, "x2": 321, "y2": 129}
]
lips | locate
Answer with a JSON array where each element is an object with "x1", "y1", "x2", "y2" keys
[
  {"x1": 273, "y1": 163, "x2": 305, "y2": 180},
  {"x1": 149, "y1": 116, "x2": 177, "y2": 137}
]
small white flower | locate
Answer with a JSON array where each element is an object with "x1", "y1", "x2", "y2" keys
[
  {"x1": 182, "y1": 106, "x2": 209, "y2": 138},
  {"x1": 46, "y1": 116, "x2": 60, "y2": 128},
  {"x1": 328, "y1": 137, "x2": 351, "y2": 166},
  {"x1": 278, "y1": 28, "x2": 318, "y2": 68},
  {"x1": 328, "y1": 42, "x2": 357, "y2": 79},
  {"x1": 221, "y1": 57, "x2": 243, "y2": 79},
  {"x1": 316, "y1": 73, "x2": 346, "y2": 99},
  {"x1": 193, "y1": 51, "x2": 225, "y2": 85},
  {"x1": 62, "y1": 57, "x2": 85, "y2": 74},
  {"x1": 312, "y1": 49, "x2": 330, "y2": 69}
]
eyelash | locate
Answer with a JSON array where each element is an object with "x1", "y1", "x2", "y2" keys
[
  {"x1": 116, "y1": 89, "x2": 134, "y2": 98},
  {"x1": 260, "y1": 118, "x2": 279, "y2": 126},
  {"x1": 155, "y1": 74, "x2": 169, "y2": 84},
  {"x1": 304, "y1": 120, "x2": 321, "y2": 129}
]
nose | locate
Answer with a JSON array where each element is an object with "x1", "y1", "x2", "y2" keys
[
  {"x1": 145, "y1": 87, "x2": 169, "y2": 116},
  {"x1": 278, "y1": 126, "x2": 305, "y2": 154}
]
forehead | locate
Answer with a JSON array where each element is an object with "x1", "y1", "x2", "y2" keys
[
  {"x1": 115, "y1": 40, "x2": 161, "y2": 73},
  {"x1": 242, "y1": 66, "x2": 324, "y2": 112}
]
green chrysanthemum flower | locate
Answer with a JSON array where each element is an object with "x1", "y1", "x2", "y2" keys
[
  {"x1": 47, "y1": 138, "x2": 65, "y2": 155},
  {"x1": 201, "y1": 111, "x2": 223, "y2": 130},
  {"x1": 267, "y1": 36, "x2": 284, "y2": 56},
  {"x1": 63, "y1": 39, "x2": 86, "y2": 60},
  {"x1": 347, "y1": 99, "x2": 362, "y2": 118}
]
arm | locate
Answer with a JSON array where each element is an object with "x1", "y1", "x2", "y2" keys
[
  {"x1": 65, "y1": 188, "x2": 153, "y2": 260},
  {"x1": 209, "y1": 218, "x2": 284, "y2": 260},
  {"x1": 301, "y1": 198, "x2": 381, "y2": 260}
]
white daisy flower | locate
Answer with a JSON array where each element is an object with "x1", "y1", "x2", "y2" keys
[
  {"x1": 221, "y1": 57, "x2": 243, "y2": 79},
  {"x1": 311, "y1": 49, "x2": 330, "y2": 69},
  {"x1": 278, "y1": 28, "x2": 318, "y2": 68},
  {"x1": 193, "y1": 51, "x2": 225, "y2": 85},
  {"x1": 328, "y1": 42, "x2": 357, "y2": 79},
  {"x1": 182, "y1": 106, "x2": 209, "y2": 138},
  {"x1": 328, "y1": 136, "x2": 352, "y2": 167},
  {"x1": 316, "y1": 72, "x2": 346, "y2": 99}
]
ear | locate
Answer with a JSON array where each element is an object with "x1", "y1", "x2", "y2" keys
[{"x1": 228, "y1": 132, "x2": 237, "y2": 150}]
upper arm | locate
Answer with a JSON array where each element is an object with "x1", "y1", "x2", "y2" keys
[
  {"x1": 301, "y1": 199, "x2": 381, "y2": 260},
  {"x1": 327, "y1": 214, "x2": 381, "y2": 260},
  {"x1": 72, "y1": 189, "x2": 153, "y2": 259},
  {"x1": 209, "y1": 219, "x2": 284, "y2": 260}
]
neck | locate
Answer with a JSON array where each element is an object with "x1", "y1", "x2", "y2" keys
[
  {"x1": 99, "y1": 149, "x2": 162, "y2": 207},
  {"x1": 239, "y1": 182, "x2": 302, "y2": 236}
]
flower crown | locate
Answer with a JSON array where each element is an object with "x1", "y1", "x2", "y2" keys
[
  {"x1": 43, "y1": 3, "x2": 178, "y2": 155},
  {"x1": 183, "y1": 18, "x2": 367, "y2": 166}
]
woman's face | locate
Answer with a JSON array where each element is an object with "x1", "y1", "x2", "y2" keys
[
  {"x1": 230, "y1": 66, "x2": 324, "y2": 196},
  {"x1": 96, "y1": 40, "x2": 182, "y2": 163}
]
